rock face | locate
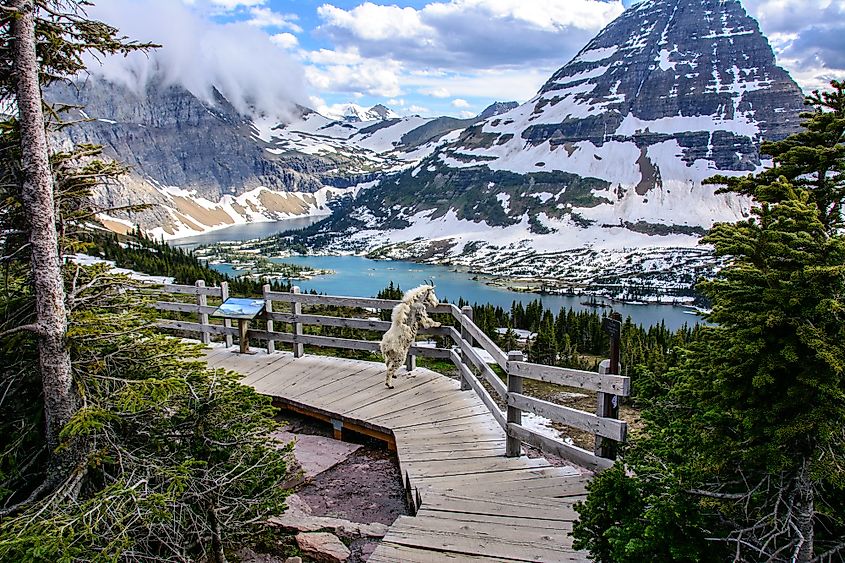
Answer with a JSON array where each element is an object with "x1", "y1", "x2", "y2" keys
[
  {"x1": 304, "y1": 0, "x2": 806, "y2": 280},
  {"x1": 479, "y1": 101, "x2": 519, "y2": 119},
  {"x1": 49, "y1": 82, "x2": 339, "y2": 200}
]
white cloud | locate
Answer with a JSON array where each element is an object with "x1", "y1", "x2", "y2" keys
[
  {"x1": 743, "y1": 0, "x2": 845, "y2": 91},
  {"x1": 420, "y1": 87, "x2": 451, "y2": 98},
  {"x1": 458, "y1": 110, "x2": 476, "y2": 118},
  {"x1": 305, "y1": 56, "x2": 403, "y2": 97},
  {"x1": 270, "y1": 32, "x2": 299, "y2": 49},
  {"x1": 85, "y1": 0, "x2": 308, "y2": 121},
  {"x1": 318, "y1": 2, "x2": 433, "y2": 41},
  {"x1": 208, "y1": 0, "x2": 264, "y2": 8},
  {"x1": 317, "y1": 0, "x2": 624, "y2": 70},
  {"x1": 407, "y1": 104, "x2": 431, "y2": 115},
  {"x1": 246, "y1": 7, "x2": 303, "y2": 32},
  {"x1": 451, "y1": 98, "x2": 470, "y2": 108}
]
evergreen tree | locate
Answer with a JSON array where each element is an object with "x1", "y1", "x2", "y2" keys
[
  {"x1": 0, "y1": 2, "x2": 293, "y2": 559},
  {"x1": 573, "y1": 83, "x2": 845, "y2": 562}
]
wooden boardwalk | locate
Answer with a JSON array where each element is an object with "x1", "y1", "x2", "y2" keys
[{"x1": 204, "y1": 346, "x2": 591, "y2": 562}]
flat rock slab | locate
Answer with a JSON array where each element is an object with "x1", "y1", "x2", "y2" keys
[
  {"x1": 296, "y1": 532, "x2": 351, "y2": 563},
  {"x1": 273, "y1": 430, "x2": 361, "y2": 479},
  {"x1": 268, "y1": 514, "x2": 388, "y2": 539}
]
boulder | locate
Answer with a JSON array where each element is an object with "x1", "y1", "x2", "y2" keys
[
  {"x1": 295, "y1": 532, "x2": 350, "y2": 563},
  {"x1": 269, "y1": 514, "x2": 388, "y2": 539}
]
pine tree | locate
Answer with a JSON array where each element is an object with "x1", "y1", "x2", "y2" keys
[{"x1": 573, "y1": 83, "x2": 845, "y2": 562}]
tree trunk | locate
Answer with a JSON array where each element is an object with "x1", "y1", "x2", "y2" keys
[
  {"x1": 11, "y1": 0, "x2": 76, "y2": 458},
  {"x1": 794, "y1": 460, "x2": 815, "y2": 563},
  {"x1": 209, "y1": 506, "x2": 227, "y2": 563}
]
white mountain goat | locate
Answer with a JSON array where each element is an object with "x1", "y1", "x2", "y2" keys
[{"x1": 379, "y1": 284, "x2": 441, "y2": 388}]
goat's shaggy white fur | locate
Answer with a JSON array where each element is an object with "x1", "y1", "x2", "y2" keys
[{"x1": 379, "y1": 284, "x2": 441, "y2": 388}]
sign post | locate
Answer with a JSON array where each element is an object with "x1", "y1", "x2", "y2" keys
[
  {"x1": 211, "y1": 298, "x2": 266, "y2": 354},
  {"x1": 596, "y1": 312, "x2": 622, "y2": 459}
]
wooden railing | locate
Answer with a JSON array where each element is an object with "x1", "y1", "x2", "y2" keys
[{"x1": 150, "y1": 281, "x2": 629, "y2": 471}]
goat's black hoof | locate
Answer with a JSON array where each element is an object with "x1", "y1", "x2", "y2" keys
[{"x1": 385, "y1": 383, "x2": 395, "y2": 389}]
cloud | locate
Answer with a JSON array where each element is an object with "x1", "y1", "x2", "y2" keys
[
  {"x1": 270, "y1": 32, "x2": 299, "y2": 49},
  {"x1": 420, "y1": 87, "x2": 451, "y2": 98},
  {"x1": 743, "y1": 0, "x2": 845, "y2": 91},
  {"x1": 246, "y1": 7, "x2": 303, "y2": 32},
  {"x1": 208, "y1": 0, "x2": 265, "y2": 8},
  {"x1": 304, "y1": 49, "x2": 403, "y2": 97},
  {"x1": 85, "y1": 0, "x2": 308, "y2": 121},
  {"x1": 451, "y1": 98, "x2": 470, "y2": 108},
  {"x1": 316, "y1": 0, "x2": 624, "y2": 71}
]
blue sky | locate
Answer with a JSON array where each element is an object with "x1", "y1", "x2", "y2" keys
[{"x1": 92, "y1": 0, "x2": 845, "y2": 120}]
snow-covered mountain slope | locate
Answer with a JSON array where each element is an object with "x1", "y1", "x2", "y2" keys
[{"x1": 304, "y1": 0, "x2": 805, "y2": 285}]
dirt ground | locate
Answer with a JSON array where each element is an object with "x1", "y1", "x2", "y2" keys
[{"x1": 275, "y1": 412, "x2": 408, "y2": 563}]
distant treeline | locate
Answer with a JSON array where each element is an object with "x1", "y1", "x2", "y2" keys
[
  {"x1": 459, "y1": 297, "x2": 701, "y2": 377},
  {"x1": 84, "y1": 229, "x2": 295, "y2": 295}
]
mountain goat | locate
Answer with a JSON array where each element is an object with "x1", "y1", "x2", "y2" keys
[{"x1": 379, "y1": 284, "x2": 441, "y2": 389}]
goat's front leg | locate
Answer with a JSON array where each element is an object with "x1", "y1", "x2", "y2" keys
[{"x1": 418, "y1": 311, "x2": 441, "y2": 329}]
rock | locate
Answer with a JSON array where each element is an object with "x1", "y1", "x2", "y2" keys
[
  {"x1": 284, "y1": 493, "x2": 313, "y2": 517},
  {"x1": 272, "y1": 431, "x2": 362, "y2": 479},
  {"x1": 295, "y1": 532, "x2": 350, "y2": 563},
  {"x1": 268, "y1": 514, "x2": 388, "y2": 539},
  {"x1": 284, "y1": 558, "x2": 302, "y2": 563}
]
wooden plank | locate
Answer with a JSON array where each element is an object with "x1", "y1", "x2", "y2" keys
[
  {"x1": 348, "y1": 387, "x2": 462, "y2": 422},
  {"x1": 508, "y1": 360, "x2": 630, "y2": 396},
  {"x1": 156, "y1": 319, "x2": 237, "y2": 336},
  {"x1": 420, "y1": 491, "x2": 579, "y2": 521},
  {"x1": 151, "y1": 301, "x2": 217, "y2": 315},
  {"x1": 163, "y1": 283, "x2": 221, "y2": 296},
  {"x1": 381, "y1": 517, "x2": 586, "y2": 562},
  {"x1": 455, "y1": 311, "x2": 508, "y2": 369},
  {"x1": 369, "y1": 543, "x2": 508, "y2": 563},
  {"x1": 507, "y1": 422, "x2": 613, "y2": 472},
  {"x1": 508, "y1": 392, "x2": 627, "y2": 442},
  {"x1": 265, "y1": 291, "x2": 454, "y2": 315},
  {"x1": 449, "y1": 350, "x2": 506, "y2": 430},
  {"x1": 389, "y1": 514, "x2": 576, "y2": 548},
  {"x1": 414, "y1": 465, "x2": 582, "y2": 487},
  {"x1": 414, "y1": 509, "x2": 575, "y2": 532},
  {"x1": 447, "y1": 327, "x2": 507, "y2": 398}
]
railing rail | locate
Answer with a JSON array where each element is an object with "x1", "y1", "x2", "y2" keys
[{"x1": 150, "y1": 281, "x2": 629, "y2": 471}]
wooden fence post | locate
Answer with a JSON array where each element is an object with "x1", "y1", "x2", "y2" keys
[
  {"x1": 263, "y1": 284, "x2": 274, "y2": 354},
  {"x1": 460, "y1": 305, "x2": 474, "y2": 391},
  {"x1": 220, "y1": 281, "x2": 233, "y2": 348},
  {"x1": 506, "y1": 349, "x2": 524, "y2": 457},
  {"x1": 196, "y1": 280, "x2": 210, "y2": 345},
  {"x1": 596, "y1": 313, "x2": 622, "y2": 459},
  {"x1": 292, "y1": 286, "x2": 304, "y2": 358}
]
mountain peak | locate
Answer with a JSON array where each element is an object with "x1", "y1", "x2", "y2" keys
[
  {"x1": 335, "y1": 103, "x2": 399, "y2": 122},
  {"x1": 479, "y1": 101, "x2": 518, "y2": 119},
  {"x1": 535, "y1": 0, "x2": 803, "y2": 144},
  {"x1": 368, "y1": 104, "x2": 400, "y2": 120}
]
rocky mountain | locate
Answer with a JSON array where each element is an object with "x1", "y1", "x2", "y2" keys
[
  {"x1": 49, "y1": 82, "x2": 468, "y2": 238},
  {"x1": 300, "y1": 0, "x2": 805, "y2": 292},
  {"x1": 479, "y1": 101, "x2": 519, "y2": 119}
]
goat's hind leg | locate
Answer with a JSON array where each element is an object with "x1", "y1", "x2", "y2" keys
[{"x1": 384, "y1": 361, "x2": 396, "y2": 389}]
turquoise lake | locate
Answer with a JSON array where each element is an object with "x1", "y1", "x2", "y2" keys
[
  {"x1": 214, "y1": 255, "x2": 701, "y2": 330},
  {"x1": 171, "y1": 220, "x2": 703, "y2": 330}
]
